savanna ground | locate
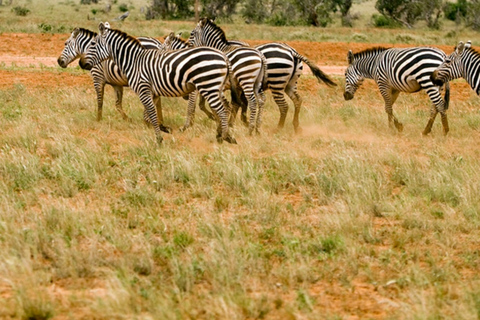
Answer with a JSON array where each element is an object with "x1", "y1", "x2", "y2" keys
[{"x1": 2, "y1": 1, "x2": 480, "y2": 319}]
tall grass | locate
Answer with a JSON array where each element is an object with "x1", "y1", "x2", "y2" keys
[{"x1": 1, "y1": 68, "x2": 480, "y2": 318}]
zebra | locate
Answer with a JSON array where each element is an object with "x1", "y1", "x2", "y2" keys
[
  {"x1": 431, "y1": 41, "x2": 479, "y2": 95},
  {"x1": 343, "y1": 46, "x2": 450, "y2": 136},
  {"x1": 161, "y1": 32, "x2": 217, "y2": 124},
  {"x1": 189, "y1": 18, "x2": 268, "y2": 134},
  {"x1": 188, "y1": 18, "x2": 337, "y2": 133},
  {"x1": 57, "y1": 27, "x2": 169, "y2": 131},
  {"x1": 82, "y1": 22, "x2": 236, "y2": 145}
]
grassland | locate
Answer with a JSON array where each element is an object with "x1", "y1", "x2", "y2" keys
[{"x1": 1, "y1": 1, "x2": 480, "y2": 319}]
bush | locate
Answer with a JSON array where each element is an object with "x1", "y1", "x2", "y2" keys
[
  {"x1": 12, "y1": 6, "x2": 30, "y2": 16},
  {"x1": 443, "y1": 0, "x2": 467, "y2": 22},
  {"x1": 118, "y1": 3, "x2": 128, "y2": 12},
  {"x1": 371, "y1": 13, "x2": 399, "y2": 27}
]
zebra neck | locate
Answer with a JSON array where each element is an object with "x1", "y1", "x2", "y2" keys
[
  {"x1": 110, "y1": 39, "x2": 143, "y2": 78},
  {"x1": 461, "y1": 52, "x2": 480, "y2": 94}
]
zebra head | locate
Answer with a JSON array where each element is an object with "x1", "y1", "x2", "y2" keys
[
  {"x1": 188, "y1": 17, "x2": 227, "y2": 49},
  {"x1": 163, "y1": 32, "x2": 190, "y2": 51},
  {"x1": 81, "y1": 22, "x2": 112, "y2": 71},
  {"x1": 57, "y1": 28, "x2": 96, "y2": 69},
  {"x1": 431, "y1": 41, "x2": 469, "y2": 87},
  {"x1": 343, "y1": 50, "x2": 364, "y2": 101}
]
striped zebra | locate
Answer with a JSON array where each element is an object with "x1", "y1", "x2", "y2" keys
[
  {"x1": 344, "y1": 46, "x2": 450, "y2": 135},
  {"x1": 161, "y1": 32, "x2": 217, "y2": 124},
  {"x1": 189, "y1": 18, "x2": 268, "y2": 134},
  {"x1": 82, "y1": 22, "x2": 236, "y2": 145},
  {"x1": 431, "y1": 41, "x2": 479, "y2": 94},
  {"x1": 57, "y1": 27, "x2": 169, "y2": 131},
  {"x1": 188, "y1": 18, "x2": 337, "y2": 133}
]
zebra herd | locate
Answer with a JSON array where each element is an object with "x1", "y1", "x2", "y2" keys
[{"x1": 57, "y1": 19, "x2": 480, "y2": 145}]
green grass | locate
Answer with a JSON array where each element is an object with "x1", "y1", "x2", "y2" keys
[
  {"x1": 0, "y1": 73, "x2": 480, "y2": 318},
  {"x1": 1, "y1": 1, "x2": 480, "y2": 318}
]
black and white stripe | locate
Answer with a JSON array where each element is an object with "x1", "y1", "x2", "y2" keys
[
  {"x1": 188, "y1": 19, "x2": 337, "y2": 134},
  {"x1": 83, "y1": 22, "x2": 235, "y2": 145},
  {"x1": 431, "y1": 41, "x2": 480, "y2": 94},
  {"x1": 189, "y1": 18, "x2": 267, "y2": 134},
  {"x1": 57, "y1": 27, "x2": 164, "y2": 126},
  {"x1": 344, "y1": 46, "x2": 450, "y2": 135}
]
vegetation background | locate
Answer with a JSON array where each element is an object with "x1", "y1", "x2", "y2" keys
[{"x1": 1, "y1": 0, "x2": 480, "y2": 319}]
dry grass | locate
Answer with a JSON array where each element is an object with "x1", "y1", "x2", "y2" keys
[{"x1": 1, "y1": 70, "x2": 480, "y2": 319}]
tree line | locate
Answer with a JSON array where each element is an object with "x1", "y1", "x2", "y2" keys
[{"x1": 144, "y1": 0, "x2": 480, "y2": 30}]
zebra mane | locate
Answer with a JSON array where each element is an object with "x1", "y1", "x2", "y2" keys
[
  {"x1": 107, "y1": 27, "x2": 142, "y2": 48},
  {"x1": 76, "y1": 28, "x2": 98, "y2": 38},
  {"x1": 353, "y1": 47, "x2": 389, "y2": 59},
  {"x1": 201, "y1": 18, "x2": 228, "y2": 44},
  {"x1": 169, "y1": 34, "x2": 189, "y2": 47}
]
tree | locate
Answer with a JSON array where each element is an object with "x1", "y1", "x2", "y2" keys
[
  {"x1": 146, "y1": 0, "x2": 194, "y2": 20},
  {"x1": 200, "y1": 0, "x2": 238, "y2": 19},
  {"x1": 291, "y1": 0, "x2": 334, "y2": 26},
  {"x1": 331, "y1": 0, "x2": 353, "y2": 26}
]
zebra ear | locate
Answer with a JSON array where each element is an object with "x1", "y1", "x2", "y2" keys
[
  {"x1": 465, "y1": 40, "x2": 472, "y2": 48},
  {"x1": 104, "y1": 22, "x2": 111, "y2": 29},
  {"x1": 99, "y1": 22, "x2": 107, "y2": 35},
  {"x1": 72, "y1": 28, "x2": 80, "y2": 38},
  {"x1": 347, "y1": 50, "x2": 354, "y2": 65},
  {"x1": 177, "y1": 32, "x2": 183, "y2": 38},
  {"x1": 456, "y1": 41, "x2": 465, "y2": 55}
]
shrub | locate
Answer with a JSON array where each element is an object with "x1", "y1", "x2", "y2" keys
[
  {"x1": 12, "y1": 6, "x2": 30, "y2": 16},
  {"x1": 371, "y1": 13, "x2": 399, "y2": 27},
  {"x1": 118, "y1": 3, "x2": 128, "y2": 12}
]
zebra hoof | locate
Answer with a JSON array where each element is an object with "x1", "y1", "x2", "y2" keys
[
  {"x1": 160, "y1": 125, "x2": 172, "y2": 134},
  {"x1": 156, "y1": 136, "x2": 163, "y2": 146},
  {"x1": 395, "y1": 123, "x2": 404, "y2": 133},
  {"x1": 224, "y1": 135, "x2": 237, "y2": 144},
  {"x1": 216, "y1": 135, "x2": 224, "y2": 143}
]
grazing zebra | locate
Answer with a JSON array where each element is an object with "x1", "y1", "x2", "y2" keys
[
  {"x1": 188, "y1": 19, "x2": 337, "y2": 133},
  {"x1": 344, "y1": 46, "x2": 450, "y2": 135},
  {"x1": 431, "y1": 41, "x2": 479, "y2": 94},
  {"x1": 189, "y1": 18, "x2": 268, "y2": 134},
  {"x1": 57, "y1": 27, "x2": 168, "y2": 130},
  {"x1": 82, "y1": 22, "x2": 236, "y2": 145}
]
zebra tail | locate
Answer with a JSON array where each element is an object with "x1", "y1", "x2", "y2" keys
[
  {"x1": 444, "y1": 82, "x2": 450, "y2": 111},
  {"x1": 259, "y1": 52, "x2": 269, "y2": 91},
  {"x1": 227, "y1": 60, "x2": 242, "y2": 109},
  {"x1": 293, "y1": 51, "x2": 337, "y2": 87}
]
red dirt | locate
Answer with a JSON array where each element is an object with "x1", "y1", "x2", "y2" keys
[{"x1": 0, "y1": 32, "x2": 456, "y2": 89}]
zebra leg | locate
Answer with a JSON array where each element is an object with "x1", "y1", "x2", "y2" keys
[
  {"x1": 254, "y1": 89, "x2": 266, "y2": 135},
  {"x1": 94, "y1": 81, "x2": 106, "y2": 121},
  {"x1": 138, "y1": 86, "x2": 163, "y2": 145},
  {"x1": 441, "y1": 112, "x2": 449, "y2": 136},
  {"x1": 153, "y1": 96, "x2": 171, "y2": 134},
  {"x1": 180, "y1": 91, "x2": 198, "y2": 132},
  {"x1": 113, "y1": 85, "x2": 130, "y2": 121},
  {"x1": 382, "y1": 89, "x2": 403, "y2": 132},
  {"x1": 286, "y1": 86, "x2": 303, "y2": 134},
  {"x1": 202, "y1": 91, "x2": 236, "y2": 144},
  {"x1": 246, "y1": 93, "x2": 258, "y2": 135},
  {"x1": 272, "y1": 91, "x2": 289, "y2": 130},
  {"x1": 422, "y1": 105, "x2": 437, "y2": 136},
  {"x1": 198, "y1": 95, "x2": 216, "y2": 120}
]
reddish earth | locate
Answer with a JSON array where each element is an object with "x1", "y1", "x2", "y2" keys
[{"x1": 0, "y1": 32, "x2": 455, "y2": 89}]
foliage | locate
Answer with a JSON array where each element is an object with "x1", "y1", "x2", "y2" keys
[
  {"x1": 371, "y1": 13, "x2": 400, "y2": 27},
  {"x1": 443, "y1": 0, "x2": 467, "y2": 22},
  {"x1": 375, "y1": 0, "x2": 444, "y2": 29},
  {"x1": 290, "y1": 0, "x2": 334, "y2": 26},
  {"x1": 200, "y1": 0, "x2": 238, "y2": 19},
  {"x1": 146, "y1": 0, "x2": 194, "y2": 19},
  {"x1": 79, "y1": 0, "x2": 98, "y2": 4},
  {"x1": 118, "y1": 3, "x2": 128, "y2": 12},
  {"x1": 12, "y1": 6, "x2": 30, "y2": 16},
  {"x1": 466, "y1": 0, "x2": 480, "y2": 31}
]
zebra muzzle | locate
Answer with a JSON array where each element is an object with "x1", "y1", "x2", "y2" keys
[
  {"x1": 430, "y1": 72, "x2": 444, "y2": 87},
  {"x1": 343, "y1": 92, "x2": 354, "y2": 100}
]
